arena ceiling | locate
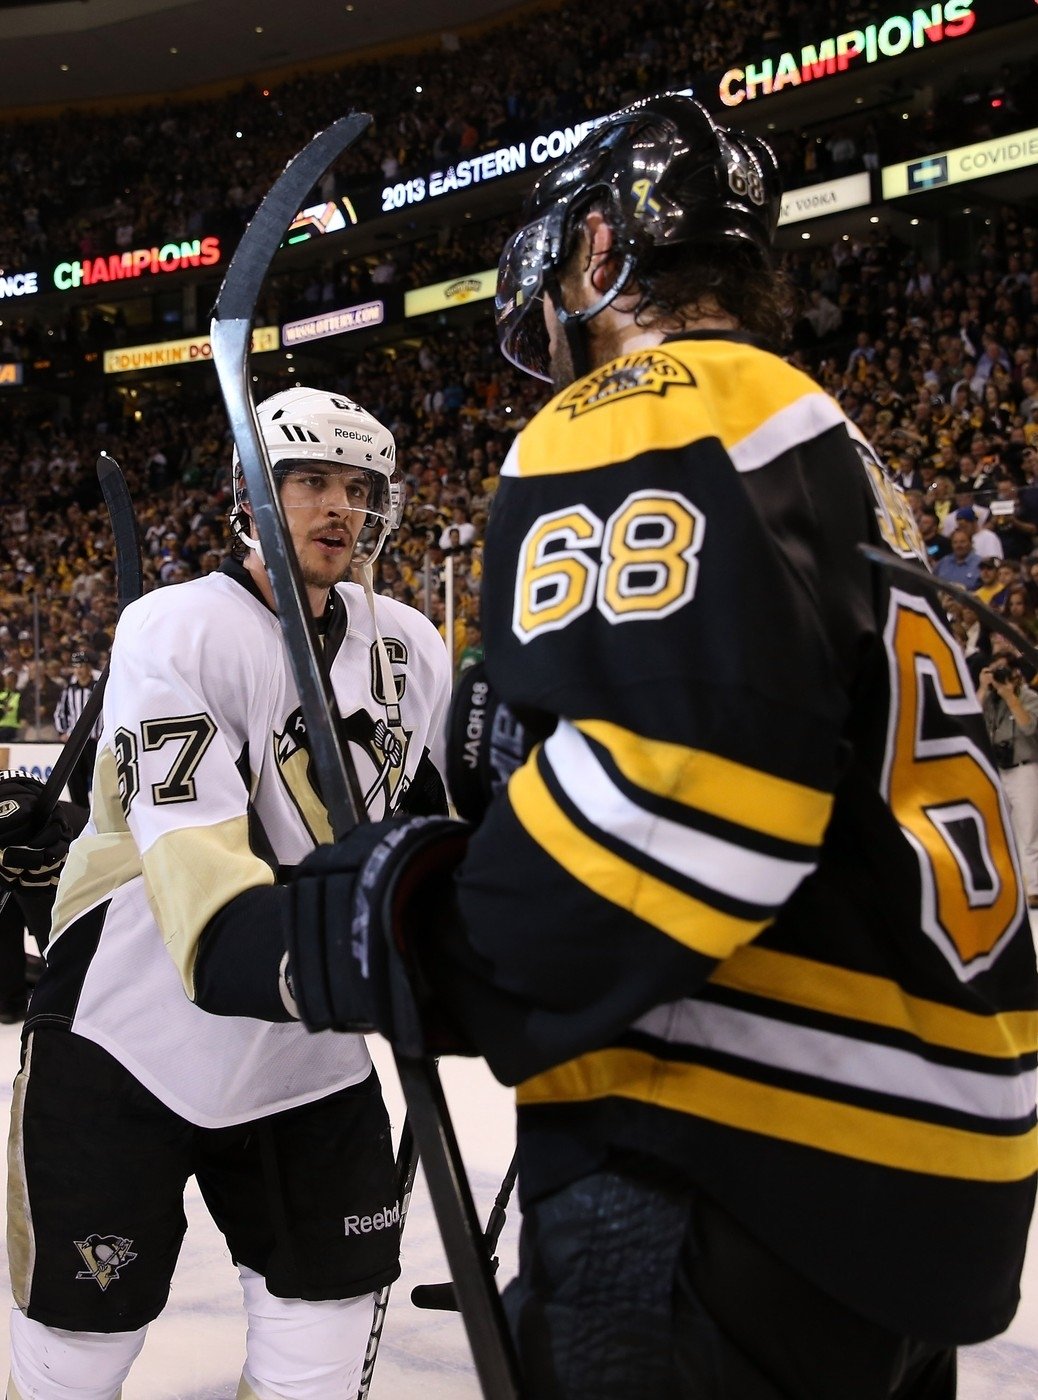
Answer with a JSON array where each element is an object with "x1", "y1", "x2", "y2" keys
[{"x1": 0, "y1": 0, "x2": 524, "y2": 110}]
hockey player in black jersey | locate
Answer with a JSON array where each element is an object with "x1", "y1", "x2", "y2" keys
[
  {"x1": 0, "y1": 388, "x2": 451, "y2": 1399},
  {"x1": 268, "y1": 95, "x2": 1038, "y2": 1398}
]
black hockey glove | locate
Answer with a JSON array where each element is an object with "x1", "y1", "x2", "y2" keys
[
  {"x1": 284, "y1": 815, "x2": 473, "y2": 1057},
  {"x1": 446, "y1": 661, "x2": 554, "y2": 824},
  {"x1": 0, "y1": 771, "x2": 73, "y2": 891}
]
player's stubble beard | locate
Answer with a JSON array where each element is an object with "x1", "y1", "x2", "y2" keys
[
  {"x1": 549, "y1": 332, "x2": 577, "y2": 394},
  {"x1": 298, "y1": 539, "x2": 355, "y2": 592}
]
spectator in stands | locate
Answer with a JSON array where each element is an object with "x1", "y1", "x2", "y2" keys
[
  {"x1": 989, "y1": 479, "x2": 1038, "y2": 559},
  {"x1": 953, "y1": 507, "x2": 1003, "y2": 562},
  {"x1": 939, "y1": 482, "x2": 988, "y2": 536},
  {"x1": 1004, "y1": 586, "x2": 1038, "y2": 645},
  {"x1": 34, "y1": 660, "x2": 64, "y2": 742},
  {"x1": 955, "y1": 602, "x2": 989, "y2": 673},
  {"x1": 992, "y1": 560, "x2": 1023, "y2": 612},
  {"x1": 0, "y1": 667, "x2": 20, "y2": 743},
  {"x1": 439, "y1": 505, "x2": 475, "y2": 551},
  {"x1": 935, "y1": 528, "x2": 983, "y2": 590},
  {"x1": 918, "y1": 511, "x2": 951, "y2": 563},
  {"x1": 456, "y1": 622, "x2": 483, "y2": 676},
  {"x1": 975, "y1": 557, "x2": 1005, "y2": 607},
  {"x1": 978, "y1": 642, "x2": 1038, "y2": 909}
]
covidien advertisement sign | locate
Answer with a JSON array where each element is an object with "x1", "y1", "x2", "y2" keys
[{"x1": 881, "y1": 126, "x2": 1038, "y2": 197}]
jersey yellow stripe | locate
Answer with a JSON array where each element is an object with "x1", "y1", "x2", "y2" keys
[
  {"x1": 509, "y1": 756, "x2": 766, "y2": 959},
  {"x1": 712, "y1": 945, "x2": 1038, "y2": 1060},
  {"x1": 142, "y1": 814, "x2": 274, "y2": 997},
  {"x1": 51, "y1": 745, "x2": 142, "y2": 939},
  {"x1": 687, "y1": 339, "x2": 828, "y2": 457},
  {"x1": 514, "y1": 340, "x2": 820, "y2": 478},
  {"x1": 576, "y1": 718, "x2": 832, "y2": 848},
  {"x1": 517, "y1": 1047, "x2": 1038, "y2": 1183}
]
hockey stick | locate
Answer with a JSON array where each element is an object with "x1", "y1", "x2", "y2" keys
[
  {"x1": 858, "y1": 545, "x2": 1038, "y2": 677},
  {"x1": 210, "y1": 116, "x2": 522, "y2": 1400},
  {"x1": 411, "y1": 1148, "x2": 518, "y2": 1312},
  {"x1": 356, "y1": 1120, "x2": 417, "y2": 1399},
  {"x1": 0, "y1": 454, "x2": 142, "y2": 922},
  {"x1": 38, "y1": 453, "x2": 143, "y2": 815}
]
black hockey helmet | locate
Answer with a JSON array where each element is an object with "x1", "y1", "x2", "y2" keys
[{"x1": 495, "y1": 91, "x2": 782, "y2": 381}]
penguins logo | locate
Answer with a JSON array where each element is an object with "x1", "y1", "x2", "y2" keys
[
  {"x1": 74, "y1": 1233, "x2": 137, "y2": 1291},
  {"x1": 339, "y1": 706, "x2": 411, "y2": 813},
  {"x1": 273, "y1": 707, "x2": 333, "y2": 845},
  {"x1": 274, "y1": 655, "x2": 412, "y2": 834}
]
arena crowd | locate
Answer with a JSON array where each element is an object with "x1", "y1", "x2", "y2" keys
[
  {"x1": 1, "y1": 2, "x2": 1037, "y2": 745},
  {"x1": 0, "y1": 0, "x2": 1033, "y2": 281},
  {"x1": 2, "y1": 195, "x2": 1037, "y2": 740}
]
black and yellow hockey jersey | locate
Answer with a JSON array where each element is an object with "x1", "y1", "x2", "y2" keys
[{"x1": 446, "y1": 331, "x2": 1038, "y2": 1344}]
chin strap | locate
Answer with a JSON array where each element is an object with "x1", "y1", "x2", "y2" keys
[
  {"x1": 547, "y1": 250, "x2": 638, "y2": 382},
  {"x1": 359, "y1": 562, "x2": 404, "y2": 775},
  {"x1": 240, "y1": 527, "x2": 265, "y2": 565}
]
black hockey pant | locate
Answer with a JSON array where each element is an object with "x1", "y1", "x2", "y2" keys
[{"x1": 503, "y1": 1159, "x2": 956, "y2": 1399}]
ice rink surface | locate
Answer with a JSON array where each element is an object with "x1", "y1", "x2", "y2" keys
[{"x1": 0, "y1": 1031, "x2": 1035, "y2": 1397}]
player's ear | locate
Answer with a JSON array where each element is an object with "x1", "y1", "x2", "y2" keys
[{"x1": 584, "y1": 211, "x2": 616, "y2": 294}]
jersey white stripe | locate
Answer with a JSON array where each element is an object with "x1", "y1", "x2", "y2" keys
[
  {"x1": 728, "y1": 392, "x2": 848, "y2": 475},
  {"x1": 633, "y1": 998, "x2": 1036, "y2": 1123},
  {"x1": 501, "y1": 439, "x2": 521, "y2": 478},
  {"x1": 543, "y1": 721, "x2": 815, "y2": 908}
]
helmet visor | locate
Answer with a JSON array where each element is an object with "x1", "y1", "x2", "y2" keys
[
  {"x1": 277, "y1": 459, "x2": 391, "y2": 532},
  {"x1": 495, "y1": 208, "x2": 566, "y2": 383}
]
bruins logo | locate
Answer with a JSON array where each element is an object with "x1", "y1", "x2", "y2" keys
[
  {"x1": 555, "y1": 349, "x2": 695, "y2": 418},
  {"x1": 74, "y1": 1233, "x2": 137, "y2": 1291}
]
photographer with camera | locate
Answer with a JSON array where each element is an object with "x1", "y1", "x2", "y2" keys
[
  {"x1": 978, "y1": 640, "x2": 1038, "y2": 908},
  {"x1": 988, "y1": 478, "x2": 1038, "y2": 560}
]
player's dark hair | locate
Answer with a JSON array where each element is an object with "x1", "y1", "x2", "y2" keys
[
  {"x1": 560, "y1": 195, "x2": 797, "y2": 352},
  {"x1": 630, "y1": 242, "x2": 798, "y2": 351}
]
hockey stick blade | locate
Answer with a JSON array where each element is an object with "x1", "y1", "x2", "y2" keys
[
  {"x1": 410, "y1": 1281, "x2": 460, "y2": 1311},
  {"x1": 210, "y1": 114, "x2": 523, "y2": 1397},
  {"x1": 98, "y1": 451, "x2": 144, "y2": 612},
  {"x1": 396, "y1": 1055, "x2": 523, "y2": 1394},
  {"x1": 211, "y1": 114, "x2": 372, "y2": 836},
  {"x1": 411, "y1": 1148, "x2": 519, "y2": 1312},
  {"x1": 858, "y1": 544, "x2": 1038, "y2": 677}
]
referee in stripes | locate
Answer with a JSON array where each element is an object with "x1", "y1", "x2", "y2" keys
[{"x1": 54, "y1": 650, "x2": 100, "y2": 808}]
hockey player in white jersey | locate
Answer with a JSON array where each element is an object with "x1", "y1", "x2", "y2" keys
[{"x1": 2, "y1": 388, "x2": 452, "y2": 1400}]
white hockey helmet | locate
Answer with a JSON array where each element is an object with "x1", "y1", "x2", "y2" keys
[{"x1": 231, "y1": 386, "x2": 403, "y2": 565}]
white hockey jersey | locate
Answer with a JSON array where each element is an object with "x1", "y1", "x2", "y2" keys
[{"x1": 37, "y1": 561, "x2": 451, "y2": 1127}]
